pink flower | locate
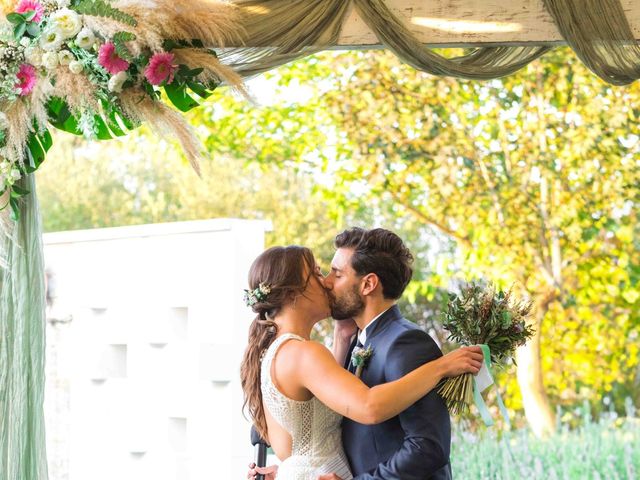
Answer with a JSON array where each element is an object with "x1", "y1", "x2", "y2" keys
[
  {"x1": 98, "y1": 42, "x2": 129, "y2": 75},
  {"x1": 144, "y1": 52, "x2": 177, "y2": 86},
  {"x1": 16, "y1": 64, "x2": 37, "y2": 96},
  {"x1": 15, "y1": 0, "x2": 44, "y2": 23}
]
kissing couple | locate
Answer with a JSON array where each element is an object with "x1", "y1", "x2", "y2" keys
[{"x1": 242, "y1": 228, "x2": 483, "y2": 480}]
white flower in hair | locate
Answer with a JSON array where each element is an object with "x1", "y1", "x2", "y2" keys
[{"x1": 243, "y1": 282, "x2": 272, "y2": 307}]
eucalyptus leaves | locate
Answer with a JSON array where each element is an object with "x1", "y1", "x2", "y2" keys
[{"x1": 438, "y1": 283, "x2": 535, "y2": 415}]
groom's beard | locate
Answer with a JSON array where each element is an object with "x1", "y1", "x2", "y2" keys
[{"x1": 330, "y1": 285, "x2": 364, "y2": 320}]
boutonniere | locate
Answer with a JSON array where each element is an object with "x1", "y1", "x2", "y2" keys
[{"x1": 351, "y1": 345, "x2": 374, "y2": 378}]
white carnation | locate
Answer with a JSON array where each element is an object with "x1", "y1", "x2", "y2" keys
[
  {"x1": 58, "y1": 50, "x2": 74, "y2": 66},
  {"x1": 40, "y1": 28, "x2": 64, "y2": 52},
  {"x1": 69, "y1": 60, "x2": 84, "y2": 74},
  {"x1": 42, "y1": 51, "x2": 59, "y2": 70},
  {"x1": 75, "y1": 28, "x2": 95, "y2": 50},
  {"x1": 50, "y1": 8, "x2": 82, "y2": 40},
  {"x1": 108, "y1": 71, "x2": 128, "y2": 93}
]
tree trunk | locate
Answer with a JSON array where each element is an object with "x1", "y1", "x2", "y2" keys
[{"x1": 516, "y1": 293, "x2": 556, "y2": 437}]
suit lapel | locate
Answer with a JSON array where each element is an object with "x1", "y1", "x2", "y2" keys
[
  {"x1": 365, "y1": 304, "x2": 402, "y2": 345},
  {"x1": 345, "y1": 334, "x2": 358, "y2": 372}
]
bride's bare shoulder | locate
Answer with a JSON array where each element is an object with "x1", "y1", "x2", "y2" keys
[{"x1": 277, "y1": 338, "x2": 333, "y2": 362}]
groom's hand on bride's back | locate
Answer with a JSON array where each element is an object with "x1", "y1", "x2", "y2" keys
[{"x1": 246, "y1": 462, "x2": 278, "y2": 480}]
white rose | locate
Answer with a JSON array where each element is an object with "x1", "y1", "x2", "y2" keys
[
  {"x1": 68, "y1": 60, "x2": 84, "y2": 74},
  {"x1": 50, "y1": 8, "x2": 82, "y2": 40},
  {"x1": 0, "y1": 112, "x2": 8, "y2": 130},
  {"x1": 42, "y1": 51, "x2": 59, "y2": 70},
  {"x1": 40, "y1": 28, "x2": 64, "y2": 52},
  {"x1": 75, "y1": 28, "x2": 95, "y2": 50},
  {"x1": 24, "y1": 47, "x2": 43, "y2": 67},
  {"x1": 58, "y1": 50, "x2": 74, "y2": 66},
  {"x1": 108, "y1": 71, "x2": 128, "y2": 93}
]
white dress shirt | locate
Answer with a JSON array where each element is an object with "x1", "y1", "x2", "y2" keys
[{"x1": 357, "y1": 306, "x2": 393, "y2": 345}]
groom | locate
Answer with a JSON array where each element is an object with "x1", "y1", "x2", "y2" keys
[
  {"x1": 249, "y1": 227, "x2": 452, "y2": 479},
  {"x1": 323, "y1": 227, "x2": 452, "y2": 480}
]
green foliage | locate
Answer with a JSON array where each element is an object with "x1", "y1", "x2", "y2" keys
[
  {"x1": 309, "y1": 49, "x2": 640, "y2": 414},
  {"x1": 444, "y1": 284, "x2": 534, "y2": 362},
  {"x1": 37, "y1": 126, "x2": 340, "y2": 267},
  {"x1": 452, "y1": 400, "x2": 640, "y2": 479},
  {"x1": 189, "y1": 47, "x2": 640, "y2": 421},
  {"x1": 71, "y1": 0, "x2": 137, "y2": 27},
  {"x1": 46, "y1": 97, "x2": 137, "y2": 140},
  {"x1": 6, "y1": 10, "x2": 38, "y2": 40},
  {"x1": 2, "y1": 128, "x2": 53, "y2": 221},
  {"x1": 37, "y1": 48, "x2": 640, "y2": 422},
  {"x1": 112, "y1": 31, "x2": 136, "y2": 62}
]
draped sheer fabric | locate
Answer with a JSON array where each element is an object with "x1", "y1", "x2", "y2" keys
[
  {"x1": 0, "y1": 175, "x2": 48, "y2": 480},
  {"x1": 223, "y1": 0, "x2": 640, "y2": 85}
]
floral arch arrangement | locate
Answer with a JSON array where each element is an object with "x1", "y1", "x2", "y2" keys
[{"x1": 0, "y1": 0, "x2": 244, "y2": 224}]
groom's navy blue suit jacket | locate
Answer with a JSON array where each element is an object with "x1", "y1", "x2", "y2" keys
[{"x1": 341, "y1": 305, "x2": 452, "y2": 480}]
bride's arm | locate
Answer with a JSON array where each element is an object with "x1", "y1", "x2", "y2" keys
[
  {"x1": 332, "y1": 319, "x2": 357, "y2": 365},
  {"x1": 294, "y1": 341, "x2": 482, "y2": 425}
]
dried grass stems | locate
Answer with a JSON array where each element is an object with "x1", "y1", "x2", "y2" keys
[
  {"x1": 51, "y1": 66, "x2": 100, "y2": 115},
  {"x1": 85, "y1": 0, "x2": 244, "y2": 55},
  {"x1": 2, "y1": 78, "x2": 52, "y2": 167},
  {"x1": 120, "y1": 88, "x2": 204, "y2": 175},
  {"x1": 172, "y1": 47, "x2": 247, "y2": 96}
]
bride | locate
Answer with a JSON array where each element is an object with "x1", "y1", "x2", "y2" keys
[{"x1": 240, "y1": 246, "x2": 482, "y2": 480}]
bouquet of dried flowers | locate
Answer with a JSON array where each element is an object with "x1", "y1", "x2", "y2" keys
[{"x1": 437, "y1": 282, "x2": 535, "y2": 415}]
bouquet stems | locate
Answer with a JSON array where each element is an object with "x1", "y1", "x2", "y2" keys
[{"x1": 438, "y1": 373, "x2": 474, "y2": 415}]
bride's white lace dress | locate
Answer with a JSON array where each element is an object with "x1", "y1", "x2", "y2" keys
[{"x1": 261, "y1": 333, "x2": 353, "y2": 480}]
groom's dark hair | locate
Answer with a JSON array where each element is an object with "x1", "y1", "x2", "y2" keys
[{"x1": 334, "y1": 227, "x2": 413, "y2": 299}]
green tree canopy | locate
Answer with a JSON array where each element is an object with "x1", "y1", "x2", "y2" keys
[{"x1": 37, "y1": 48, "x2": 640, "y2": 435}]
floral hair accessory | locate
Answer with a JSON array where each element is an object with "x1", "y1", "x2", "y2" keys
[
  {"x1": 350, "y1": 345, "x2": 374, "y2": 378},
  {"x1": 243, "y1": 282, "x2": 272, "y2": 307}
]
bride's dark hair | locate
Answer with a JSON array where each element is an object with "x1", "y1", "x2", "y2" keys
[{"x1": 240, "y1": 245, "x2": 317, "y2": 440}]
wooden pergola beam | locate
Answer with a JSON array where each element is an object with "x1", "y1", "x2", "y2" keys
[{"x1": 333, "y1": 0, "x2": 640, "y2": 47}]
